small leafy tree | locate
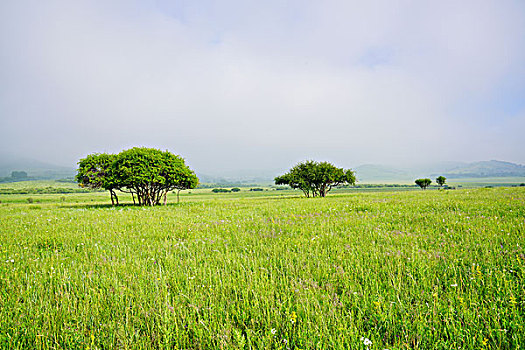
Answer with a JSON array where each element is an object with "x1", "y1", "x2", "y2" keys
[
  {"x1": 275, "y1": 160, "x2": 356, "y2": 197},
  {"x1": 415, "y1": 178, "x2": 432, "y2": 190},
  {"x1": 436, "y1": 176, "x2": 446, "y2": 188}
]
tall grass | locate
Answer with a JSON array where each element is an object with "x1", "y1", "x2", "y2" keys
[{"x1": 0, "y1": 188, "x2": 523, "y2": 349}]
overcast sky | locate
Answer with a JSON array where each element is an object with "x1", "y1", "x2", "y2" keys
[{"x1": 1, "y1": 0, "x2": 524, "y2": 174}]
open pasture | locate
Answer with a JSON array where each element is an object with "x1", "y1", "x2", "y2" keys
[{"x1": 0, "y1": 187, "x2": 524, "y2": 349}]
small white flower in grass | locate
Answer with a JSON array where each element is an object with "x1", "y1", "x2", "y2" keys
[
  {"x1": 451, "y1": 284, "x2": 458, "y2": 287},
  {"x1": 361, "y1": 337, "x2": 372, "y2": 346},
  {"x1": 271, "y1": 328, "x2": 277, "y2": 335}
]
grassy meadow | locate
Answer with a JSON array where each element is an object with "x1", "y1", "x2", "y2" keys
[{"x1": 0, "y1": 185, "x2": 524, "y2": 349}]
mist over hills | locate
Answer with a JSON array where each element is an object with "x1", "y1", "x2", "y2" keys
[
  {"x1": 1, "y1": 154, "x2": 524, "y2": 184},
  {"x1": 356, "y1": 160, "x2": 525, "y2": 182},
  {"x1": 196, "y1": 169, "x2": 279, "y2": 185},
  {"x1": 0, "y1": 155, "x2": 75, "y2": 179},
  {"x1": 435, "y1": 160, "x2": 525, "y2": 178}
]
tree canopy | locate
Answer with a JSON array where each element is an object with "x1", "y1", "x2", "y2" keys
[
  {"x1": 76, "y1": 148, "x2": 198, "y2": 206},
  {"x1": 76, "y1": 153, "x2": 119, "y2": 204},
  {"x1": 436, "y1": 176, "x2": 446, "y2": 188},
  {"x1": 275, "y1": 160, "x2": 356, "y2": 197},
  {"x1": 415, "y1": 178, "x2": 432, "y2": 190}
]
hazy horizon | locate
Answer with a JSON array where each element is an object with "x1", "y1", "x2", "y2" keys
[
  {"x1": 1, "y1": 152, "x2": 524, "y2": 183},
  {"x1": 2, "y1": 1, "x2": 525, "y2": 174}
]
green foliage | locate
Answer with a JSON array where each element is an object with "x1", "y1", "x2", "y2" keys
[
  {"x1": 249, "y1": 188, "x2": 264, "y2": 191},
  {"x1": 436, "y1": 176, "x2": 446, "y2": 187},
  {"x1": 76, "y1": 153, "x2": 120, "y2": 205},
  {"x1": 275, "y1": 160, "x2": 356, "y2": 197},
  {"x1": 231, "y1": 187, "x2": 241, "y2": 192},
  {"x1": 415, "y1": 178, "x2": 432, "y2": 189},
  {"x1": 76, "y1": 148, "x2": 198, "y2": 206},
  {"x1": 75, "y1": 153, "x2": 117, "y2": 191}
]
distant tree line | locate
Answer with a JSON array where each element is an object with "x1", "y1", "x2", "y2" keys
[
  {"x1": 211, "y1": 187, "x2": 256, "y2": 193},
  {"x1": 0, "y1": 187, "x2": 99, "y2": 195},
  {"x1": 198, "y1": 182, "x2": 260, "y2": 189},
  {"x1": 0, "y1": 171, "x2": 32, "y2": 183},
  {"x1": 56, "y1": 177, "x2": 77, "y2": 183},
  {"x1": 76, "y1": 148, "x2": 198, "y2": 206},
  {"x1": 212, "y1": 188, "x2": 231, "y2": 193},
  {"x1": 337, "y1": 183, "x2": 416, "y2": 189}
]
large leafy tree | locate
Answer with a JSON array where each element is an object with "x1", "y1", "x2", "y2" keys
[
  {"x1": 76, "y1": 148, "x2": 198, "y2": 206},
  {"x1": 275, "y1": 160, "x2": 356, "y2": 197},
  {"x1": 415, "y1": 178, "x2": 432, "y2": 190}
]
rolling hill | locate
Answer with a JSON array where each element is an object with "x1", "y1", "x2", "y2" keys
[{"x1": 434, "y1": 160, "x2": 525, "y2": 178}]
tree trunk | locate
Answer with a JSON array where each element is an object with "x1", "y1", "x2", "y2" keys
[
  {"x1": 110, "y1": 190, "x2": 119, "y2": 206},
  {"x1": 177, "y1": 190, "x2": 181, "y2": 203}
]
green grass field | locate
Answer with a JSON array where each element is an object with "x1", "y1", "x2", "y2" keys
[{"x1": 0, "y1": 186, "x2": 524, "y2": 349}]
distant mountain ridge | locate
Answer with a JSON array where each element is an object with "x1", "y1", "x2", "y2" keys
[
  {"x1": 435, "y1": 160, "x2": 525, "y2": 178},
  {"x1": 355, "y1": 160, "x2": 525, "y2": 182},
  {"x1": 0, "y1": 156, "x2": 75, "y2": 179},
  {"x1": 1, "y1": 155, "x2": 524, "y2": 183}
]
